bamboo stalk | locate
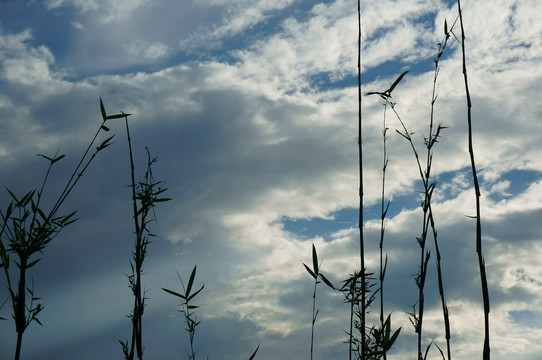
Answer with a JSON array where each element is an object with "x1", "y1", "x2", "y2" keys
[
  {"x1": 357, "y1": 0, "x2": 367, "y2": 358},
  {"x1": 457, "y1": 1, "x2": 490, "y2": 359}
]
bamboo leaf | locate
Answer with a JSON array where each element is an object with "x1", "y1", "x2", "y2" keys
[
  {"x1": 365, "y1": 91, "x2": 385, "y2": 97},
  {"x1": 186, "y1": 265, "x2": 197, "y2": 297},
  {"x1": 386, "y1": 70, "x2": 408, "y2": 95},
  {"x1": 382, "y1": 255, "x2": 388, "y2": 280},
  {"x1": 384, "y1": 314, "x2": 391, "y2": 339},
  {"x1": 37, "y1": 153, "x2": 53, "y2": 162},
  {"x1": 303, "y1": 263, "x2": 317, "y2": 279},
  {"x1": 435, "y1": 342, "x2": 446, "y2": 360},
  {"x1": 382, "y1": 202, "x2": 391, "y2": 220},
  {"x1": 319, "y1": 273, "x2": 335, "y2": 290},
  {"x1": 162, "y1": 287, "x2": 185, "y2": 299},
  {"x1": 19, "y1": 190, "x2": 35, "y2": 207},
  {"x1": 423, "y1": 341, "x2": 433, "y2": 360},
  {"x1": 311, "y1": 244, "x2": 319, "y2": 275},
  {"x1": 248, "y1": 344, "x2": 260, "y2": 360},
  {"x1": 96, "y1": 135, "x2": 115, "y2": 151},
  {"x1": 52, "y1": 154, "x2": 65, "y2": 164},
  {"x1": 36, "y1": 207, "x2": 47, "y2": 221},
  {"x1": 62, "y1": 211, "x2": 78, "y2": 223},
  {"x1": 106, "y1": 113, "x2": 132, "y2": 120},
  {"x1": 100, "y1": 97, "x2": 107, "y2": 121},
  {"x1": 186, "y1": 284, "x2": 204, "y2": 302},
  {"x1": 26, "y1": 258, "x2": 41, "y2": 269},
  {"x1": 388, "y1": 327, "x2": 401, "y2": 348},
  {"x1": 6, "y1": 188, "x2": 18, "y2": 203}
]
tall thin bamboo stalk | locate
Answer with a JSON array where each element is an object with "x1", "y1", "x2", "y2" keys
[
  {"x1": 357, "y1": 0, "x2": 366, "y2": 358},
  {"x1": 379, "y1": 104, "x2": 390, "y2": 360},
  {"x1": 125, "y1": 114, "x2": 144, "y2": 360},
  {"x1": 426, "y1": 21, "x2": 455, "y2": 359},
  {"x1": 457, "y1": 1, "x2": 490, "y2": 359}
]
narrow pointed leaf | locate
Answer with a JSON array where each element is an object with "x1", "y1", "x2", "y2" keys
[
  {"x1": 423, "y1": 342, "x2": 433, "y2": 360},
  {"x1": 248, "y1": 344, "x2": 260, "y2": 360},
  {"x1": 186, "y1": 265, "x2": 197, "y2": 297},
  {"x1": 390, "y1": 326, "x2": 401, "y2": 344},
  {"x1": 21, "y1": 190, "x2": 35, "y2": 206},
  {"x1": 100, "y1": 97, "x2": 106, "y2": 121},
  {"x1": 386, "y1": 70, "x2": 408, "y2": 95},
  {"x1": 96, "y1": 135, "x2": 115, "y2": 151},
  {"x1": 37, "y1": 154, "x2": 53, "y2": 162},
  {"x1": 435, "y1": 343, "x2": 445, "y2": 360},
  {"x1": 303, "y1": 263, "x2": 317, "y2": 279},
  {"x1": 384, "y1": 314, "x2": 391, "y2": 339},
  {"x1": 26, "y1": 258, "x2": 41, "y2": 269},
  {"x1": 51, "y1": 154, "x2": 65, "y2": 164},
  {"x1": 319, "y1": 273, "x2": 335, "y2": 290},
  {"x1": 106, "y1": 113, "x2": 132, "y2": 120},
  {"x1": 312, "y1": 244, "x2": 319, "y2": 275},
  {"x1": 365, "y1": 91, "x2": 385, "y2": 96},
  {"x1": 162, "y1": 287, "x2": 185, "y2": 299},
  {"x1": 186, "y1": 284, "x2": 204, "y2": 302}
]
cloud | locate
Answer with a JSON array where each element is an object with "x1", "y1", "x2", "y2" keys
[
  {"x1": 46, "y1": 0, "x2": 152, "y2": 24},
  {"x1": 0, "y1": 28, "x2": 69, "y2": 93},
  {"x1": 124, "y1": 39, "x2": 171, "y2": 62},
  {"x1": 189, "y1": 0, "x2": 297, "y2": 40}
]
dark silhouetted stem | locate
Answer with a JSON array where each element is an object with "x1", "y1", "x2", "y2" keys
[
  {"x1": 357, "y1": 0, "x2": 366, "y2": 358},
  {"x1": 310, "y1": 276, "x2": 317, "y2": 360},
  {"x1": 14, "y1": 256, "x2": 27, "y2": 360},
  {"x1": 125, "y1": 115, "x2": 144, "y2": 360},
  {"x1": 379, "y1": 104, "x2": 389, "y2": 360},
  {"x1": 457, "y1": 1, "x2": 490, "y2": 359}
]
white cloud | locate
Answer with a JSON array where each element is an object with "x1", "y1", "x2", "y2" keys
[
  {"x1": 0, "y1": 29, "x2": 74, "y2": 99},
  {"x1": 124, "y1": 39, "x2": 171, "y2": 62},
  {"x1": 201, "y1": 0, "x2": 296, "y2": 38},
  {"x1": 46, "y1": 0, "x2": 152, "y2": 23}
]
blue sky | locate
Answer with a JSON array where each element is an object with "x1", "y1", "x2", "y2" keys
[{"x1": 1, "y1": 0, "x2": 542, "y2": 359}]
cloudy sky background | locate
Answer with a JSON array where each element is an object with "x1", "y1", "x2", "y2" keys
[{"x1": 0, "y1": 0, "x2": 541, "y2": 359}]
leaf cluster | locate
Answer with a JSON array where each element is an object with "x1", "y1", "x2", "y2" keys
[
  {"x1": 0, "y1": 97, "x2": 119, "y2": 359},
  {"x1": 162, "y1": 266, "x2": 204, "y2": 360},
  {"x1": 303, "y1": 244, "x2": 334, "y2": 290}
]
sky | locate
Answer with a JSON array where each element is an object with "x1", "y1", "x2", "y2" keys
[{"x1": 0, "y1": 0, "x2": 541, "y2": 359}]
